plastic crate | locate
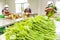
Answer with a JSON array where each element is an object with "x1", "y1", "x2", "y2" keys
[
  {"x1": 0, "y1": 15, "x2": 5, "y2": 18},
  {"x1": 0, "y1": 27, "x2": 5, "y2": 35}
]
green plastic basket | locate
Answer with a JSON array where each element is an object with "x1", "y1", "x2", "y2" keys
[
  {"x1": 0, "y1": 27, "x2": 5, "y2": 35},
  {"x1": 0, "y1": 15, "x2": 5, "y2": 18}
]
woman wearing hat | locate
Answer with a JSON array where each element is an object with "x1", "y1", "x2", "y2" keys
[{"x1": 2, "y1": 5, "x2": 10, "y2": 16}]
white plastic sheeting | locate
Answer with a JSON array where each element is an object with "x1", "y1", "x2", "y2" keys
[{"x1": 54, "y1": 20, "x2": 60, "y2": 40}]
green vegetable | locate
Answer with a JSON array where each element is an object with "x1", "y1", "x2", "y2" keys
[
  {"x1": 55, "y1": 17, "x2": 60, "y2": 21},
  {"x1": 47, "y1": 4, "x2": 56, "y2": 18},
  {"x1": 48, "y1": 10, "x2": 54, "y2": 18},
  {"x1": 5, "y1": 15, "x2": 56, "y2": 40}
]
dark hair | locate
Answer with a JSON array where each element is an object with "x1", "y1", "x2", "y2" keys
[
  {"x1": 2, "y1": 10, "x2": 4, "y2": 12},
  {"x1": 2, "y1": 8, "x2": 6, "y2": 12},
  {"x1": 24, "y1": 8, "x2": 31, "y2": 13}
]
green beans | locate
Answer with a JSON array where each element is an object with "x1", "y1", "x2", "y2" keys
[{"x1": 5, "y1": 15, "x2": 56, "y2": 40}]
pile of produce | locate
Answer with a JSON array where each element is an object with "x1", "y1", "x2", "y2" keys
[
  {"x1": 5, "y1": 14, "x2": 22, "y2": 20},
  {"x1": 5, "y1": 15, "x2": 56, "y2": 40}
]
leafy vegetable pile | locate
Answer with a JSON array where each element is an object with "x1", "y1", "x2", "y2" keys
[{"x1": 5, "y1": 15, "x2": 56, "y2": 40}]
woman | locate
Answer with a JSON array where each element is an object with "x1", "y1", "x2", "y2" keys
[
  {"x1": 24, "y1": 8, "x2": 31, "y2": 17},
  {"x1": 2, "y1": 6, "x2": 10, "y2": 16},
  {"x1": 45, "y1": 3, "x2": 57, "y2": 17}
]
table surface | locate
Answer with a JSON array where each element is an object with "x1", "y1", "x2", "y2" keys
[{"x1": 0, "y1": 18, "x2": 23, "y2": 28}]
